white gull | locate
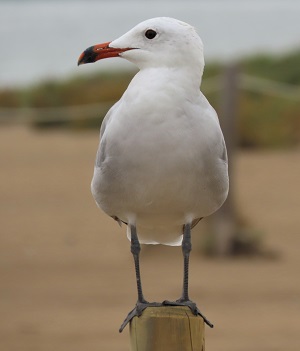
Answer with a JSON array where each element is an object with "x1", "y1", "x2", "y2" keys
[{"x1": 78, "y1": 17, "x2": 229, "y2": 331}]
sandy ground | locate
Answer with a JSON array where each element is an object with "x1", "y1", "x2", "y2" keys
[{"x1": 1, "y1": 125, "x2": 300, "y2": 351}]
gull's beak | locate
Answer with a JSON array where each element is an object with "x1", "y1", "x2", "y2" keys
[{"x1": 78, "y1": 41, "x2": 133, "y2": 66}]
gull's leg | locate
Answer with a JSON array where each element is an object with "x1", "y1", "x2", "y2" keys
[
  {"x1": 180, "y1": 222, "x2": 192, "y2": 301},
  {"x1": 119, "y1": 225, "x2": 161, "y2": 332},
  {"x1": 163, "y1": 223, "x2": 214, "y2": 328},
  {"x1": 131, "y1": 224, "x2": 147, "y2": 304}
]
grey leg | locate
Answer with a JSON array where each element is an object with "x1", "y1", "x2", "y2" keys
[
  {"x1": 119, "y1": 225, "x2": 161, "y2": 332},
  {"x1": 130, "y1": 224, "x2": 147, "y2": 304},
  {"x1": 181, "y1": 222, "x2": 192, "y2": 301},
  {"x1": 163, "y1": 223, "x2": 214, "y2": 328}
]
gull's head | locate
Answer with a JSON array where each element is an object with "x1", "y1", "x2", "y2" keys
[{"x1": 78, "y1": 17, "x2": 204, "y2": 74}]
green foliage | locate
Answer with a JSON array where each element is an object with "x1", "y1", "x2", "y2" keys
[
  {"x1": 204, "y1": 50, "x2": 300, "y2": 148},
  {"x1": 0, "y1": 51, "x2": 299, "y2": 148},
  {"x1": 237, "y1": 93, "x2": 299, "y2": 148},
  {"x1": 241, "y1": 50, "x2": 300, "y2": 85}
]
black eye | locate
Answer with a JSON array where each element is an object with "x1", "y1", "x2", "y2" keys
[{"x1": 145, "y1": 29, "x2": 157, "y2": 40}]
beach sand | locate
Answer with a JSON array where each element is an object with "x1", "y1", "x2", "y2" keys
[{"x1": 1, "y1": 125, "x2": 299, "y2": 351}]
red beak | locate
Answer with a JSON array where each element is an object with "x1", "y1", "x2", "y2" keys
[{"x1": 78, "y1": 41, "x2": 133, "y2": 66}]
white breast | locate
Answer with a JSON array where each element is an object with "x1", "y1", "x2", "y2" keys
[{"x1": 91, "y1": 69, "x2": 229, "y2": 245}]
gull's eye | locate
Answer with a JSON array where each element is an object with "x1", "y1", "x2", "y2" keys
[{"x1": 145, "y1": 29, "x2": 157, "y2": 40}]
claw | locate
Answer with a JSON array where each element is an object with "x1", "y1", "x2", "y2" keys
[
  {"x1": 119, "y1": 301, "x2": 162, "y2": 332},
  {"x1": 162, "y1": 299, "x2": 214, "y2": 328}
]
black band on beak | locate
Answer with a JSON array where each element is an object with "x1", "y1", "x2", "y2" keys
[{"x1": 78, "y1": 46, "x2": 99, "y2": 66}]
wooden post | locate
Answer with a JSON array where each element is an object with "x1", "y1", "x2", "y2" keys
[
  {"x1": 207, "y1": 63, "x2": 239, "y2": 256},
  {"x1": 129, "y1": 306, "x2": 205, "y2": 351}
]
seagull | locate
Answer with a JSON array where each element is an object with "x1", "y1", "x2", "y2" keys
[{"x1": 78, "y1": 17, "x2": 229, "y2": 332}]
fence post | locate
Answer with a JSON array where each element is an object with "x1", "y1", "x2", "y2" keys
[
  {"x1": 129, "y1": 306, "x2": 205, "y2": 351},
  {"x1": 207, "y1": 63, "x2": 239, "y2": 256}
]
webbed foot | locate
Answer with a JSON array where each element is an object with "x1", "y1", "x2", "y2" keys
[
  {"x1": 162, "y1": 299, "x2": 213, "y2": 328},
  {"x1": 119, "y1": 301, "x2": 162, "y2": 332}
]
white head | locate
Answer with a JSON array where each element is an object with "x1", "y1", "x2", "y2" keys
[
  {"x1": 112, "y1": 18, "x2": 204, "y2": 71},
  {"x1": 78, "y1": 17, "x2": 205, "y2": 75}
]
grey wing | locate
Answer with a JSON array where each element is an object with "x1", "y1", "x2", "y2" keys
[
  {"x1": 203, "y1": 94, "x2": 228, "y2": 165},
  {"x1": 99, "y1": 100, "x2": 121, "y2": 139},
  {"x1": 220, "y1": 135, "x2": 228, "y2": 164},
  {"x1": 93, "y1": 101, "x2": 126, "y2": 227},
  {"x1": 95, "y1": 101, "x2": 121, "y2": 167},
  {"x1": 209, "y1": 105, "x2": 228, "y2": 165}
]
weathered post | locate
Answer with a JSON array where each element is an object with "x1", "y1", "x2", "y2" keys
[
  {"x1": 129, "y1": 306, "x2": 205, "y2": 351},
  {"x1": 208, "y1": 63, "x2": 239, "y2": 256}
]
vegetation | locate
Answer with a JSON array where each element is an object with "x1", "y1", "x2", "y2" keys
[{"x1": 1, "y1": 50, "x2": 300, "y2": 148}]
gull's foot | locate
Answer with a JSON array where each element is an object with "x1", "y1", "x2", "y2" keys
[
  {"x1": 162, "y1": 299, "x2": 214, "y2": 328},
  {"x1": 119, "y1": 301, "x2": 162, "y2": 332}
]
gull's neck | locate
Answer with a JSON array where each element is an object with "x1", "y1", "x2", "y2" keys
[{"x1": 128, "y1": 66, "x2": 203, "y2": 99}]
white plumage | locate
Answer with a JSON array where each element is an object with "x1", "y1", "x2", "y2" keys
[{"x1": 88, "y1": 17, "x2": 229, "y2": 245}]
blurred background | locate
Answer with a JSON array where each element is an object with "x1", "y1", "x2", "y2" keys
[{"x1": 1, "y1": 0, "x2": 300, "y2": 350}]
